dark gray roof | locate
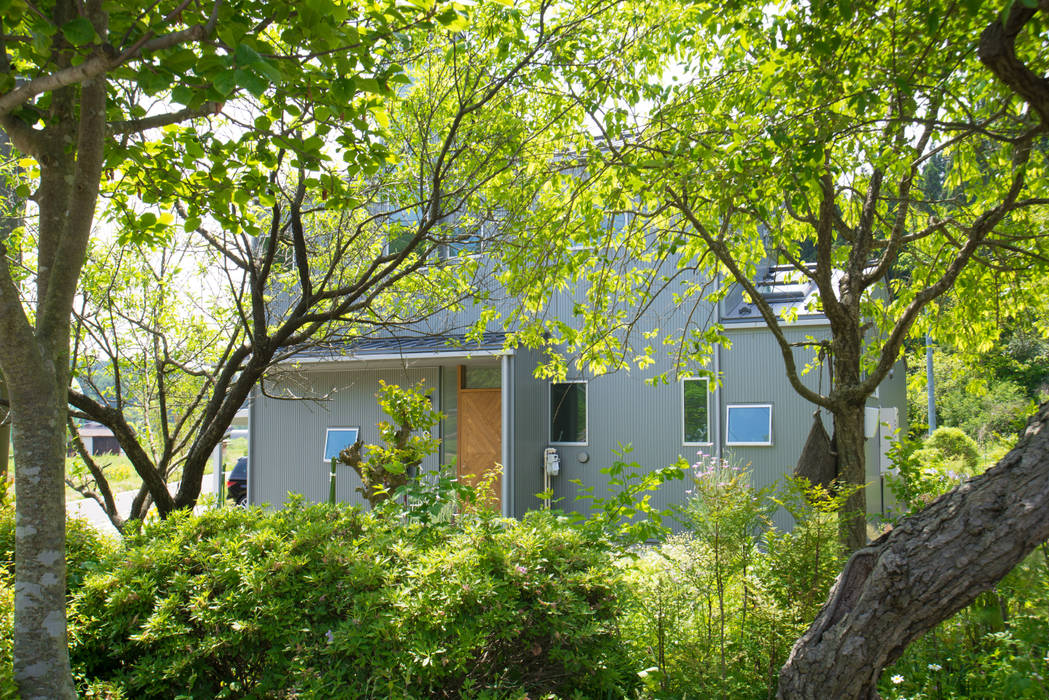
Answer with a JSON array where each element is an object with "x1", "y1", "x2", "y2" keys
[{"x1": 298, "y1": 331, "x2": 507, "y2": 360}]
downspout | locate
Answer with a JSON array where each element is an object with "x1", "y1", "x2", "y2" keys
[
  {"x1": 715, "y1": 271, "x2": 724, "y2": 462},
  {"x1": 247, "y1": 390, "x2": 257, "y2": 506},
  {"x1": 714, "y1": 341, "x2": 723, "y2": 462},
  {"x1": 926, "y1": 333, "x2": 936, "y2": 435},
  {"x1": 501, "y1": 353, "x2": 511, "y2": 517}
]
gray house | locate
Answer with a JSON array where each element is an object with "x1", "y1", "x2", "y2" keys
[{"x1": 247, "y1": 260, "x2": 907, "y2": 525}]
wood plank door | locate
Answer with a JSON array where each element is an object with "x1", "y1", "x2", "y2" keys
[{"x1": 458, "y1": 367, "x2": 502, "y2": 510}]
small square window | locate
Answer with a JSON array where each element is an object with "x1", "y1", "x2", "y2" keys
[
  {"x1": 323, "y1": 427, "x2": 360, "y2": 461},
  {"x1": 551, "y1": 381, "x2": 587, "y2": 444},
  {"x1": 726, "y1": 405, "x2": 772, "y2": 446},
  {"x1": 682, "y1": 378, "x2": 710, "y2": 444}
]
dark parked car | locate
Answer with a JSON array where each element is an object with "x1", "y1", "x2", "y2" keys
[{"x1": 227, "y1": 456, "x2": 247, "y2": 506}]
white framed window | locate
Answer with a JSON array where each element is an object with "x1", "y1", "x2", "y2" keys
[
  {"x1": 550, "y1": 380, "x2": 587, "y2": 445},
  {"x1": 682, "y1": 378, "x2": 712, "y2": 445},
  {"x1": 726, "y1": 404, "x2": 773, "y2": 446},
  {"x1": 323, "y1": 427, "x2": 360, "y2": 461}
]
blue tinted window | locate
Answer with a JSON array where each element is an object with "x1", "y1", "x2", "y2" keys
[
  {"x1": 324, "y1": 428, "x2": 360, "y2": 461},
  {"x1": 726, "y1": 405, "x2": 772, "y2": 445}
]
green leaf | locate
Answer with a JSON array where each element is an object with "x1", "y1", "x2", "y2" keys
[
  {"x1": 61, "y1": 18, "x2": 96, "y2": 46},
  {"x1": 237, "y1": 69, "x2": 268, "y2": 97},
  {"x1": 213, "y1": 71, "x2": 238, "y2": 97},
  {"x1": 171, "y1": 85, "x2": 195, "y2": 106},
  {"x1": 253, "y1": 58, "x2": 283, "y2": 84},
  {"x1": 234, "y1": 43, "x2": 263, "y2": 66},
  {"x1": 436, "y1": 8, "x2": 469, "y2": 32},
  {"x1": 183, "y1": 216, "x2": 201, "y2": 232}
]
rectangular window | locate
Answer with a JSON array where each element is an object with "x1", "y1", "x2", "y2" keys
[
  {"x1": 682, "y1": 378, "x2": 711, "y2": 444},
  {"x1": 726, "y1": 404, "x2": 772, "y2": 446},
  {"x1": 323, "y1": 427, "x2": 360, "y2": 461},
  {"x1": 551, "y1": 381, "x2": 587, "y2": 444},
  {"x1": 461, "y1": 365, "x2": 501, "y2": 389}
]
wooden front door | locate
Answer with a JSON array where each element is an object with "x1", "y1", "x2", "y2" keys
[{"x1": 457, "y1": 366, "x2": 502, "y2": 509}]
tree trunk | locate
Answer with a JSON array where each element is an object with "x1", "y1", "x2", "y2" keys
[
  {"x1": 778, "y1": 401, "x2": 1049, "y2": 700},
  {"x1": 832, "y1": 401, "x2": 868, "y2": 553},
  {"x1": 5, "y1": 363, "x2": 76, "y2": 700}
]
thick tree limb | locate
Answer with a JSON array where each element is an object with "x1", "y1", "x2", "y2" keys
[
  {"x1": 979, "y1": 1, "x2": 1049, "y2": 128},
  {"x1": 779, "y1": 400, "x2": 1049, "y2": 699}
]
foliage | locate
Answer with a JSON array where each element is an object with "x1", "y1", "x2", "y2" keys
[
  {"x1": 0, "y1": 570, "x2": 12, "y2": 700},
  {"x1": 885, "y1": 428, "x2": 987, "y2": 515},
  {"x1": 619, "y1": 465, "x2": 846, "y2": 698},
  {"x1": 760, "y1": 478, "x2": 854, "y2": 625},
  {"x1": 880, "y1": 544, "x2": 1049, "y2": 700},
  {"x1": 565, "y1": 445, "x2": 686, "y2": 546},
  {"x1": 920, "y1": 427, "x2": 981, "y2": 473},
  {"x1": 69, "y1": 501, "x2": 635, "y2": 698},
  {"x1": 338, "y1": 380, "x2": 443, "y2": 507},
  {"x1": 907, "y1": 335, "x2": 1048, "y2": 442}
]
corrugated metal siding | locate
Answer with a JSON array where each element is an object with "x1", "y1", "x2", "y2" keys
[
  {"x1": 546, "y1": 368, "x2": 698, "y2": 518},
  {"x1": 720, "y1": 326, "x2": 831, "y2": 530},
  {"x1": 511, "y1": 347, "x2": 546, "y2": 517},
  {"x1": 251, "y1": 366, "x2": 439, "y2": 508}
]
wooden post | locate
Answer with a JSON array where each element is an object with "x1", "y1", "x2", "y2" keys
[{"x1": 328, "y1": 457, "x2": 337, "y2": 505}]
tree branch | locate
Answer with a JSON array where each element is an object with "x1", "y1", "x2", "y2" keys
[
  {"x1": 107, "y1": 102, "x2": 221, "y2": 135},
  {"x1": 979, "y1": 1, "x2": 1049, "y2": 128}
]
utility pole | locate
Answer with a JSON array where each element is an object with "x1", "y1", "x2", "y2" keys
[{"x1": 926, "y1": 333, "x2": 936, "y2": 435}]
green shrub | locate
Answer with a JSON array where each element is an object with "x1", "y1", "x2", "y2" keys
[
  {"x1": 70, "y1": 501, "x2": 633, "y2": 698},
  {"x1": 618, "y1": 457, "x2": 845, "y2": 699},
  {"x1": 924, "y1": 427, "x2": 980, "y2": 472}
]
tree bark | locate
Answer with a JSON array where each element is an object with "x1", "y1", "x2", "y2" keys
[
  {"x1": 978, "y1": 1, "x2": 1049, "y2": 128},
  {"x1": 5, "y1": 366, "x2": 76, "y2": 700},
  {"x1": 778, "y1": 400, "x2": 1049, "y2": 700},
  {"x1": 831, "y1": 401, "x2": 868, "y2": 553}
]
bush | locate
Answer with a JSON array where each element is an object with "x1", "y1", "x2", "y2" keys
[
  {"x1": 924, "y1": 427, "x2": 980, "y2": 472},
  {"x1": 0, "y1": 570, "x2": 13, "y2": 700},
  {"x1": 70, "y1": 501, "x2": 634, "y2": 698},
  {"x1": 618, "y1": 457, "x2": 847, "y2": 699}
]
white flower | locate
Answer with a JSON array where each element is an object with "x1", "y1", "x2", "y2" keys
[
  {"x1": 891, "y1": 674, "x2": 904, "y2": 685},
  {"x1": 927, "y1": 663, "x2": 942, "y2": 671}
]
